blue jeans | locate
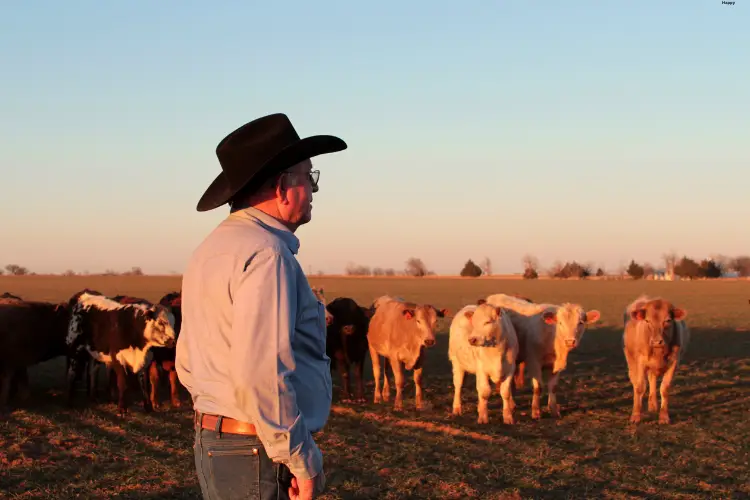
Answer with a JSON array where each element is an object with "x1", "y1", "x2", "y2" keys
[{"x1": 194, "y1": 418, "x2": 293, "y2": 499}]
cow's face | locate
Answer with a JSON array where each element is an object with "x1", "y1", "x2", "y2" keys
[
  {"x1": 465, "y1": 304, "x2": 504, "y2": 347},
  {"x1": 402, "y1": 304, "x2": 445, "y2": 348},
  {"x1": 544, "y1": 304, "x2": 600, "y2": 350},
  {"x1": 144, "y1": 305, "x2": 177, "y2": 347},
  {"x1": 630, "y1": 300, "x2": 686, "y2": 348}
]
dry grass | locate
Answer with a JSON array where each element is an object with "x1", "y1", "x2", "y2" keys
[{"x1": 1, "y1": 275, "x2": 749, "y2": 499}]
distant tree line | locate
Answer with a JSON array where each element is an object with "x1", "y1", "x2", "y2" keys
[
  {"x1": 520, "y1": 253, "x2": 750, "y2": 280},
  {"x1": 4, "y1": 253, "x2": 750, "y2": 279},
  {"x1": 0, "y1": 265, "x2": 146, "y2": 276}
]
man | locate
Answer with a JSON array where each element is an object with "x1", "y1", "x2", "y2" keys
[{"x1": 176, "y1": 113, "x2": 347, "y2": 499}]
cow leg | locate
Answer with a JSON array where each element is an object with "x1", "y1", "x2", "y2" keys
[
  {"x1": 138, "y1": 368, "x2": 153, "y2": 413},
  {"x1": 88, "y1": 361, "x2": 100, "y2": 402},
  {"x1": 335, "y1": 351, "x2": 351, "y2": 401},
  {"x1": 111, "y1": 362, "x2": 129, "y2": 416},
  {"x1": 647, "y1": 370, "x2": 659, "y2": 413},
  {"x1": 149, "y1": 361, "x2": 161, "y2": 410},
  {"x1": 475, "y1": 371, "x2": 491, "y2": 424},
  {"x1": 547, "y1": 371, "x2": 561, "y2": 418},
  {"x1": 413, "y1": 366, "x2": 424, "y2": 410},
  {"x1": 658, "y1": 357, "x2": 680, "y2": 424},
  {"x1": 389, "y1": 357, "x2": 404, "y2": 411},
  {"x1": 382, "y1": 360, "x2": 391, "y2": 403},
  {"x1": 108, "y1": 366, "x2": 119, "y2": 402},
  {"x1": 66, "y1": 354, "x2": 85, "y2": 406},
  {"x1": 168, "y1": 367, "x2": 181, "y2": 408},
  {"x1": 629, "y1": 364, "x2": 647, "y2": 424},
  {"x1": 369, "y1": 345, "x2": 383, "y2": 404},
  {"x1": 500, "y1": 374, "x2": 516, "y2": 424},
  {"x1": 527, "y1": 360, "x2": 544, "y2": 420},
  {"x1": 451, "y1": 364, "x2": 465, "y2": 416},
  {"x1": 353, "y1": 361, "x2": 365, "y2": 403}
]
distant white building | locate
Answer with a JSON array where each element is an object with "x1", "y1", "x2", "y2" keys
[{"x1": 652, "y1": 268, "x2": 678, "y2": 281}]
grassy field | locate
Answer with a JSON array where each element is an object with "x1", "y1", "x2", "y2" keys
[{"x1": 1, "y1": 275, "x2": 749, "y2": 499}]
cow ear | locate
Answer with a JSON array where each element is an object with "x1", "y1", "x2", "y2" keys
[
  {"x1": 464, "y1": 311, "x2": 474, "y2": 321},
  {"x1": 631, "y1": 309, "x2": 646, "y2": 321},
  {"x1": 440, "y1": 308, "x2": 450, "y2": 317},
  {"x1": 432, "y1": 306, "x2": 447, "y2": 317},
  {"x1": 402, "y1": 309, "x2": 415, "y2": 320},
  {"x1": 494, "y1": 306, "x2": 503, "y2": 317},
  {"x1": 542, "y1": 311, "x2": 557, "y2": 324},
  {"x1": 672, "y1": 308, "x2": 687, "y2": 321},
  {"x1": 585, "y1": 310, "x2": 601, "y2": 324},
  {"x1": 477, "y1": 298, "x2": 487, "y2": 305}
]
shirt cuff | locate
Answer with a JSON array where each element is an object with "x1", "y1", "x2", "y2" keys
[{"x1": 285, "y1": 433, "x2": 323, "y2": 480}]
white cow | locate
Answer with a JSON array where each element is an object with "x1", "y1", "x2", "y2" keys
[
  {"x1": 448, "y1": 303, "x2": 519, "y2": 424},
  {"x1": 483, "y1": 294, "x2": 600, "y2": 419}
]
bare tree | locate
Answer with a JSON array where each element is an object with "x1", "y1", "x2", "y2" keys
[
  {"x1": 522, "y1": 254, "x2": 539, "y2": 273},
  {"x1": 405, "y1": 257, "x2": 428, "y2": 277},
  {"x1": 480, "y1": 257, "x2": 492, "y2": 276},
  {"x1": 5, "y1": 264, "x2": 29, "y2": 276},
  {"x1": 662, "y1": 252, "x2": 678, "y2": 273},
  {"x1": 547, "y1": 260, "x2": 564, "y2": 278},
  {"x1": 345, "y1": 262, "x2": 372, "y2": 276}
]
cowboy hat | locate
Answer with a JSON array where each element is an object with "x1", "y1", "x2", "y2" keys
[{"x1": 196, "y1": 113, "x2": 347, "y2": 212}]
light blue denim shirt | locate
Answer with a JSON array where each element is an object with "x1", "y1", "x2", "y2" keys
[{"x1": 175, "y1": 207, "x2": 332, "y2": 480}]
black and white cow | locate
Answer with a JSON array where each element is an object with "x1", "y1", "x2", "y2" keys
[{"x1": 66, "y1": 292, "x2": 176, "y2": 415}]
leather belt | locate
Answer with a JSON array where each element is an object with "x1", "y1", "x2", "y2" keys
[{"x1": 195, "y1": 412, "x2": 258, "y2": 436}]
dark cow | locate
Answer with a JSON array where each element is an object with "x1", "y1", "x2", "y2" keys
[
  {"x1": 147, "y1": 291, "x2": 183, "y2": 409},
  {"x1": 0, "y1": 300, "x2": 70, "y2": 407},
  {"x1": 326, "y1": 297, "x2": 373, "y2": 402},
  {"x1": 66, "y1": 292, "x2": 176, "y2": 415}
]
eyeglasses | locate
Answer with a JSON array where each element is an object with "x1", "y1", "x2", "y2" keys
[
  {"x1": 283, "y1": 169, "x2": 320, "y2": 192},
  {"x1": 308, "y1": 170, "x2": 320, "y2": 190}
]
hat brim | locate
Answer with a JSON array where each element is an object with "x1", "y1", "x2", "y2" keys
[{"x1": 196, "y1": 134, "x2": 347, "y2": 212}]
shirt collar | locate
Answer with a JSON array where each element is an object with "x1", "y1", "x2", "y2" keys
[{"x1": 229, "y1": 207, "x2": 301, "y2": 255}]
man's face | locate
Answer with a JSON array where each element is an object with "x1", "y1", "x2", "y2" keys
[{"x1": 278, "y1": 159, "x2": 317, "y2": 227}]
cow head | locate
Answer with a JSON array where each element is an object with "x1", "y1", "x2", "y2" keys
[
  {"x1": 464, "y1": 304, "x2": 505, "y2": 347},
  {"x1": 143, "y1": 305, "x2": 177, "y2": 348},
  {"x1": 543, "y1": 304, "x2": 600, "y2": 350},
  {"x1": 630, "y1": 299, "x2": 686, "y2": 348},
  {"x1": 401, "y1": 303, "x2": 444, "y2": 348}
]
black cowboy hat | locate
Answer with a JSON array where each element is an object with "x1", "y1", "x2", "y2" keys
[{"x1": 196, "y1": 113, "x2": 347, "y2": 212}]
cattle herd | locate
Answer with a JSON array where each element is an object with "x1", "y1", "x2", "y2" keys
[
  {"x1": 1, "y1": 287, "x2": 690, "y2": 427},
  {"x1": 317, "y1": 289, "x2": 690, "y2": 426}
]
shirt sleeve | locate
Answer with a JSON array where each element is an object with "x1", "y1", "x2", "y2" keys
[{"x1": 229, "y1": 248, "x2": 323, "y2": 481}]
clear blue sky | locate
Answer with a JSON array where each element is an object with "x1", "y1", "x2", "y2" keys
[{"x1": 1, "y1": 1, "x2": 748, "y2": 275}]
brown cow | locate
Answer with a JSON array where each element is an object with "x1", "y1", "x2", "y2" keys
[
  {"x1": 148, "y1": 291, "x2": 183, "y2": 409},
  {"x1": 623, "y1": 295, "x2": 690, "y2": 424},
  {"x1": 366, "y1": 295, "x2": 449, "y2": 410},
  {"x1": 0, "y1": 300, "x2": 70, "y2": 406}
]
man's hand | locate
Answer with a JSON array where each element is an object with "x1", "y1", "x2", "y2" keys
[{"x1": 289, "y1": 470, "x2": 326, "y2": 500}]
